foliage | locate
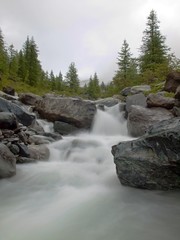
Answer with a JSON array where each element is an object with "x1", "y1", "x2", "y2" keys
[{"x1": 65, "y1": 62, "x2": 80, "y2": 93}]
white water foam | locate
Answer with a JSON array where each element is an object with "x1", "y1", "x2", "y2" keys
[{"x1": 0, "y1": 104, "x2": 180, "y2": 240}]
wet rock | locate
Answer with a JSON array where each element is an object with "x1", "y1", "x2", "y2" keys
[
  {"x1": 121, "y1": 87, "x2": 131, "y2": 96},
  {"x1": 9, "y1": 144, "x2": 20, "y2": 155},
  {"x1": 16, "y1": 143, "x2": 30, "y2": 158},
  {"x1": 127, "y1": 105, "x2": 173, "y2": 137},
  {"x1": 0, "y1": 97, "x2": 35, "y2": 126},
  {"x1": 95, "y1": 98, "x2": 119, "y2": 107},
  {"x1": 16, "y1": 157, "x2": 37, "y2": 164},
  {"x1": 112, "y1": 117, "x2": 180, "y2": 190},
  {"x1": 28, "y1": 145, "x2": 50, "y2": 161},
  {"x1": 54, "y1": 121, "x2": 79, "y2": 135},
  {"x1": 35, "y1": 96, "x2": 96, "y2": 129},
  {"x1": 43, "y1": 132, "x2": 62, "y2": 141},
  {"x1": 147, "y1": 93, "x2": 175, "y2": 109},
  {"x1": 2, "y1": 86, "x2": 15, "y2": 96},
  {"x1": 0, "y1": 143, "x2": 16, "y2": 178},
  {"x1": 0, "y1": 112, "x2": 18, "y2": 130},
  {"x1": 29, "y1": 135, "x2": 55, "y2": 145},
  {"x1": 130, "y1": 85, "x2": 151, "y2": 95}
]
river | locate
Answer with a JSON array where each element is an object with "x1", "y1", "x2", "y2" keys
[{"x1": 0, "y1": 104, "x2": 180, "y2": 240}]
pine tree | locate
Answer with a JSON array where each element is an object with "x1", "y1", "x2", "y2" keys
[
  {"x1": 117, "y1": 39, "x2": 132, "y2": 80},
  {"x1": 65, "y1": 62, "x2": 79, "y2": 93},
  {"x1": 50, "y1": 70, "x2": 55, "y2": 91},
  {"x1": 139, "y1": 10, "x2": 169, "y2": 73},
  {"x1": 56, "y1": 71, "x2": 63, "y2": 91},
  {"x1": 17, "y1": 50, "x2": 26, "y2": 81},
  {"x1": 87, "y1": 73, "x2": 100, "y2": 99},
  {"x1": 0, "y1": 29, "x2": 8, "y2": 78},
  {"x1": 8, "y1": 44, "x2": 19, "y2": 80}
]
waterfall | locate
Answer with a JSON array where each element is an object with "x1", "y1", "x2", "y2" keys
[{"x1": 0, "y1": 103, "x2": 179, "y2": 240}]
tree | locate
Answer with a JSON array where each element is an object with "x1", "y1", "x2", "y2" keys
[
  {"x1": 139, "y1": 10, "x2": 169, "y2": 73},
  {"x1": 8, "y1": 44, "x2": 19, "y2": 80},
  {"x1": 87, "y1": 73, "x2": 100, "y2": 99},
  {"x1": 0, "y1": 29, "x2": 8, "y2": 77},
  {"x1": 117, "y1": 39, "x2": 132, "y2": 80},
  {"x1": 65, "y1": 62, "x2": 79, "y2": 93},
  {"x1": 56, "y1": 71, "x2": 64, "y2": 91}
]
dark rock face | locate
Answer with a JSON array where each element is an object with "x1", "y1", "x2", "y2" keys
[
  {"x1": 0, "y1": 143, "x2": 16, "y2": 178},
  {"x1": 126, "y1": 93, "x2": 147, "y2": 113},
  {"x1": 147, "y1": 93, "x2": 175, "y2": 109},
  {"x1": 112, "y1": 117, "x2": 180, "y2": 190},
  {"x1": 0, "y1": 97, "x2": 35, "y2": 126},
  {"x1": 54, "y1": 121, "x2": 79, "y2": 135},
  {"x1": 2, "y1": 86, "x2": 15, "y2": 96},
  {"x1": 0, "y1": 112, "x2": 18, "y2": 130},
  {"x1": 19, "y1": 93, "x2": 42, "y2": 106},
  {"x1": 164, "y1": 72, "x2": 180, "y2": 93},
  {"x1": 175, "y1": 85, "x2": 180, "y2": 100},
  {"x1": 95, "y1": 98, "x2": 119, "y2": 107},
  {"x1": 127, "y1": 105, "x2": 173, "y2": 137},
  {"x1": 35, "y1": 96, "x2": 96, "y2": 129}
]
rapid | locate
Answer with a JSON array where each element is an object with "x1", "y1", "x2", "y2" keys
[{"x1": 0, "y1": 104, "x2": 180, "y2": 240}]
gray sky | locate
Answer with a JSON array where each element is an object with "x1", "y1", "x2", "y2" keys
[{"x1": 0, "y1": 0, "x2": 180, "y2": 82}]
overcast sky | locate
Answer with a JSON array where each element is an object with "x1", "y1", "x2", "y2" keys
[{"x1": 0, "y1": 0, "x2": 180, "y2": 82}]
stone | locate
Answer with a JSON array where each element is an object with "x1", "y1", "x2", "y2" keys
[
  {"x1": 2, "y1": 86, "x2": 15, "y2": 96},
  {"x1": 35, "y1": 96, "x2": 96, "y2": 129},
  {"x1": 130, "y1": 85, "x2": 151, "y2": 95},
  {"x1": 18, "y1": 93, "x2": 42, "y2": 106},
  {"x1": 147, "y1": 93, "x2": 175, "y2": 109},
  {"x1": 42, "y1": 132, "x2": 62, "y2": 141},
  {"x1": 0, "y1": 112, "x2": 18, "y2": 130},
  {"x1": 112, "y1": 117, "x2": 180, "y2": 190},
  {"x1": 126, "y1": 93, "x2": 147, "y2": 113},
  {"x1": 0, "y1": 97, "x2": 35, "y2": 127},
  {"x1": 0, "y1": 143, "x2": 16, "y2": 178},
  {"x1": 95, "y1": 97, "x2": 119, "y2": 107},
  {"x1": 29, "y1": 135, "x2": 55, "y2": 145},
  {"x1": 127, "y1": 105, "x2": 173, "y2": 137},
  {"x1": 16, "y1": 157, "x2": 37, "y2": 164},
  {"x1": 54, "y1": 121, "x2": 79, "y2": 135},
  {"x1": 164, "y1": 72, "x2": 180, "y2": 93},
  {"x1": 16, "y1": 143, "x2": 30, "y2": 158},
  {"x1": 175, "y1": 85, "x2": 180, "y2": 100},
  {"x1": 121, "y1": 87, "x2": 131, "y2": 96},
  {"x1": 28, "y1": 145, "x2": 50, "y2": 161}
]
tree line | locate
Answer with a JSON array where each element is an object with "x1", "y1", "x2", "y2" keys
[{"x1": 0, "y1": 10, "x2": 180, "y2": 99}]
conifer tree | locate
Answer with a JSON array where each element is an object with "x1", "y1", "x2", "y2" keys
[
  {"x1": 0, "y1": 29, "x2": 8, "y2": 77},
  {"x1": 8, "y1": 44, "x2": 19, "y2": 80},
  {"x1": 87, "y1": 73, "x2": 100, "y2": 99},
  {"x1": 65, "y1": 62, "x2": 79, "y2": 92},
  {"x1": 56, "y1": 71, "x2": 63, "y2": 91},
  {"x1": 139, "y1": 10, "x2": 169, "y2": 73}
]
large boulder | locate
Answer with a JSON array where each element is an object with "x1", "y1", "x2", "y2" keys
[
  {"x1": 130, "y1": 85, "x2": 151, "y2": 95},
  {"x1": 0, "y1": 97, "x2": 35, "y2": 126},
  {"x1": 164, "y1": 72, "x2": 180, "y2": 93},
  {"x1": 0, "y1": 112, "x2": 18, "y2": 130},
  {"x1": 112, "y1": 117, "x2": 180, "y2": 190},
  {"x1": 54, "y1": 121, "x2": 79, "y2": 135},
  {"x1": 18, "y1": 93, "x2": 42, "y2": 106},
  {"x1": 0, "y1": 143, "x2": 16, "y2": 178},
  {"x1": 95, "y1": 97, "x2": 119, "y2": 107},
  {"x1": 126, "y1": 93, "x2": 147, "y2": 113},
  {"x1": 127, "y1": 105, "x2": 173, "y2": 137},
  {"x1": 147, "y1": 93, "x2": 175, "y2": 109},
  {"x1": 2, "y1": 86, "x2": 15, "y2": 96},
  {"x1": 35, "y1": 96, "x2": 96, "y2": 129}
]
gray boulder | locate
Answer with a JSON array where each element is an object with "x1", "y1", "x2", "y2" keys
[
  {"x1": 35, "y1": 96, "x2": 96, "y2": 129},
  {"x1": 54, "y1": 121, "x2": 79, "y2": 135},
  {"x1": 127, "y1": 105, "x2": 173, "y2": 137},
  {"x1": 19, "y1": 93, "x2": 42, "y2": 106},
  {"x1": 130, "y1": 85, "x2": 151, "y2": 95},
  {"x1": 0, "y1": 97, "x2": 35, "y2": 126},
  {"x1": 95, "y1": 97, "x2": 119, "y2": 107},
  {"x1": 126, "y1": 93, "x2": 147, "y2": 113},
  {"x1": 0, "y1": 112, "x2": 18, "y2": 130},
  {"x1": 0, "y1": 143, "x2": 16, "y2": 178},
  {"x1": 164, "y1": 72, "x2": 180, "y2": 92},
  {"x1": 112, "y1": 117, "x2": 180, "y2": 190},
  {"x1": 28, "y1": 145, "x2": 50, "y2": 161},
  {"x1": 147, "y1": 93, "x2": 175, "y2": 109}
]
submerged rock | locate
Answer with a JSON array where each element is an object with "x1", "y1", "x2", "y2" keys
[{"x1": 112, "y1": 117, "x2": 180, "y2": 190}]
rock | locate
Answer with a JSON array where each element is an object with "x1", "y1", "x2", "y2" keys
[
  {"x1": 126, "y1": 93, "x2": 147, "y2": 113},
  {"x1": 0, "y1": 91, "x2": 17, "y2": 101},
  {"x1": 29, "y1": 135, "x2": 55, "y2": 145},
  {"x1": 9, "y1": 144, "x2": 20, "y2": 155},
  {"x1": 28, "y1": 145, "x2": 50, "y2": 161},
  {"x1": 35, "y1": 96, "x2": 96, "y2": 129},
  {"x1": 28, "y1": 120, "x2": 45, "y2": 134},
  {"x1": 95, "y1": 98, "x2": 119, "y2": 107},
  {"x1": 173, "y1": 107, "x2": 180, "y2": 117},
  {"x1": 2, "y1": 86, "x2": 15, "y2": 96},
  {"x1": 42, "y1": 132, "x2": 62, "y2": 141},
  {"x1": 17, "y1": 157, "x2": 37, "y2": 164},
  {"x1": 16, "y1": 143, "x2": 30, "y2": 158},
  {"x1": 0, "y1": 112, "x2": 18, "y2": 130},
  {"x1": 0, "y1": 97, "x2": 35, "y2": 126},
  {"x1": 127, "y1": 105, "x2": 173, "y2": 137},
  {"x1": 175, "y1": 85, "x2": 180, "y2": 100},
  {"x1": 164, "y1": 72, "x2": 180, "y2": 93},
  {"x1": 0, "y1": 143, "x2": 16, "y2": 178},
  {"x1": 147, "y1": 93, "x2": 175, "y2": 109},
  {"x1": 130, "y1": 85, "x2": 151, "y2": 95},
  {"x1": 112, "y1": 117, "x2": 180, "y2": 190},
  {"x1": 121, "y1": 87, "x2": 131, "y2": 96},
  {"x1": 54, "y1": 121, "x2": 79, "y2": 135},
  {"x1": 18, "y1": 93, "x2": 42, "y2": 106}
]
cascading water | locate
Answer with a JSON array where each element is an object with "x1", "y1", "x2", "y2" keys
[{"x1": 0, "y1": 104, "x2": 180, "y2": 240}]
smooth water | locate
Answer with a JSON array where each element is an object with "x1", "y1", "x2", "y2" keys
[{"x1": 0, "y1": 105, "x2": 180, "y2": 240}]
